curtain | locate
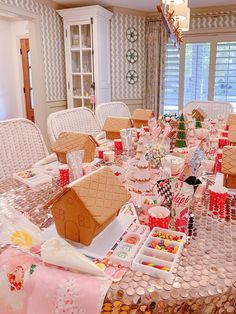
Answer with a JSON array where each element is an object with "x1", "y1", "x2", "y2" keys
[{"x1": 144, "y1": 19, "x2": 167, "y2": 115}]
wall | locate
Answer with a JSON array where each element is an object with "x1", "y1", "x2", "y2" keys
[
  {"x1": 0, "y1": 0, "x2": 66, "y2": 102},
  {"x1": 110, "y1": 10, "x2": 145, "y2": 112},
  {"x1": 0, "y1": 19, "x2": 18, "y2": 119}
]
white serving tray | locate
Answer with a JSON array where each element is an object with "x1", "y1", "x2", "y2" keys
[
  {"x1": 131, "y1": 227, "x2": 186, "y2": 279},
  {"x1": 35, "y1": 161, "x2": 62, "y2": 177},
  {"x1": 43, "y1": 213, "x2": 135, "y2": 260},
  {"x1": 13, "y1": 168, "x2": 52, "y2": 188},
  {"x1": 110, "y1": 224, "x2": 150, "y2": 266}
]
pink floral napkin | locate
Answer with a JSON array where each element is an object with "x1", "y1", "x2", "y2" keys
[{"x1": 0, "y1": 247, "x2": 111, "y2": 314}]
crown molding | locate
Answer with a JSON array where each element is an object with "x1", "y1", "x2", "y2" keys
[
  {"x1": 35, "y1": 0, "x2": 66, "y2": 10},
  {"x1": 107, "y1": 6, "x2": 148, "y2": 17},
  {"x1": 191, "y1": 5, "x2": 236, "y2": 15}
]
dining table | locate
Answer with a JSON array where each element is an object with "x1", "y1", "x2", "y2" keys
[{"x1": 0, "y1": 154, "x2": 235, "y2": 314}]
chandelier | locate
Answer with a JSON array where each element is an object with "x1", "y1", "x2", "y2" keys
[{"x1": 157, "y1": 0, "x2": 190, "y2": 48}]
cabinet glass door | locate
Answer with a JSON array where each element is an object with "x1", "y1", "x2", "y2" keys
[
  {"x1": 83, "y1": 74, "x2": 92, "y2": 97},
  {"x1": 72, "y1": 75, "x2": 82, "y2": 97},
  {"x1": 70, "y1": 25, "x2": 80, "y2": 48},
  {"x1": 81, "y1": 24, "x2": 91, "y2": 48},
  {"x1": 82, "y1": 50, "x2": 92, "y2": 73},
  {"x1": 69, "y1": 22, "x2": 93, "y2": 108},
  {"x1": 71, "y1": 51, "x2": 80, "y2": 73}
]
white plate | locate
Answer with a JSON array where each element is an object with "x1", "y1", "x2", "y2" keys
[{"x1": 43, "y1": 213, "x2": 135, "y2": 260}]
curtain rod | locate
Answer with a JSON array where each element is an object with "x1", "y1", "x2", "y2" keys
[{"x1": 145, "y1": 17, "x2": 161, "y2": 22}]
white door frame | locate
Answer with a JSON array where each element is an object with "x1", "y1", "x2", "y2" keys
[{"x1": 0, "y1": 3, "x2": 47, "y2": 141}]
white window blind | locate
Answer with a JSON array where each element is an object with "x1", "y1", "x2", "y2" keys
[
  {"x1": 184, "y1": 43, "x2": 211, "y2": 106},
  {"x1": 214, "y1": 41, "x2": 236, "y2": 112},
  {"x1": 163, "y1": 44, "x2": 180, "y2": 115}
]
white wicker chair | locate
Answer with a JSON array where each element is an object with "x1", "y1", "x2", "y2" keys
[
  {"x1": 47, "y1": 107, "x2": 101, "y2": 144},
  {"x1": 95, "y1": 102, "x2": 131, "y2": 128},
  {"x1": 0, "y1": 118, "x2": 48, "y2": 179},
  {"x1": 184, "y1": 101, "x2": 233, "y2": 120}
]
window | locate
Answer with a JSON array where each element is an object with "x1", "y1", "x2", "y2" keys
[
  {"x1": 163, "y1": 44, "x2": 180, "y2": 115},
  {"x1": 214, "y1": 41, "x2": 236, "y2": 110},
  {"x1": 163, "y1": 37, "x2": 236, "y2": 114},
  {"x1": 184, "y1": 43, "x2": 210, "y2": 105}
]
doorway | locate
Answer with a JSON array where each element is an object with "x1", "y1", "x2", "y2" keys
[
  {"x1": 0, "y1": 3, "x2": 48, "y2": 143},
  {"x1": 20, "y1": 38, "x2": 34, "y2": 122}
]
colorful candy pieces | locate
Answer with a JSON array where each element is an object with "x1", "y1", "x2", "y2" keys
[
  {"x1": 142, "y1": 262, "x2": 170, "y2": 272},
  {"x1": 148, "y1": 239, "x2": 179, "y2": 254},
  {"x1": 125, "y1": 236, "x2": 139, "y2": 245},
  {"x1": 20, "y1": 170, "x2": 36, "y2": 178},
  {"x1": 152, "y1": 231, "x2": 182, "y2": 242}
]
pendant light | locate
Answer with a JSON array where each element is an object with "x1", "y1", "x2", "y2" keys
[
  {"x1": 165, "y1": 0, "x2": 184, "y2": 4},
  {"x1": 173, "y1": 2, "x2": 190, "y2": 21},
  {"x1": 179, "y1": 16, "x2": 190, "y2": 31}
]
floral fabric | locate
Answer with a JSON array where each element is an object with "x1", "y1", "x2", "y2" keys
[{"x1": 0, "y1": 248, "x2": 111, "y2": 314}]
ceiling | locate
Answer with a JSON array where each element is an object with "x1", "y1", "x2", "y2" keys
[{"x1": 52, "y1": 0, "x2": 236, "y2": 11}]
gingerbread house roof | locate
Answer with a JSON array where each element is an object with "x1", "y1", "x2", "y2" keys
[
  {"x1": 132, "y1": 109, "x2": 154, "y2": 121},
  {"x1": 102, "y1": 117, "x2": 133, "y2": 133},
  {"x1": 67, "y1": 166, "x2": 131, "y2": 225},
  {"x1": 192, "y1": 108, "x2": 206, "y2": 120},
  {"x1": 227, "y1": 114, "x2": 236, "y2": 126},
  {"x1": 51, "y1": 131, "x2": 98, "y2": 154},
  {"x1": 228, "y1": 125, "x2": 236, "y2": 143},
  {"x1": 222, "y1": 146, "x2": 236, "y2": 175}
]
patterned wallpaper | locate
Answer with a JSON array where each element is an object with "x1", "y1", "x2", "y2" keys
[
  {"x1": 110, "y1": 13, "x2": 145, "y2": 101},
  {"x1": 0, "y1": 0, "x2": 66, "y2": 101},
  {"x1": 190, "y1": 10, "x2": 236, "y2": 29}
]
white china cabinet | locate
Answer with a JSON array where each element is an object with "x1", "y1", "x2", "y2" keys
[{"x1": 58, "y1": 6, "x2": 112, "y2": 110}]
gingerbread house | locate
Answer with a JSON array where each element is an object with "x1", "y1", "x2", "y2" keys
[
  {"x1": 50, "y1": 166, "x2": 131, "y2": 246},
  {"x1": 51, "y1": 131, "x2": 98, "y2": 164},
  {"x1": 227, "y1": 114, "x2": 236, "y2": 127},
  {"x1": 228, "y1": 125, "x2": 236, "y2": 145},
  {"x1": 131, "y1": 109, "x2": 154, "y2": 128},
  {"x1": 192, "y1": 108, "x2": 206, "y2": 122},
  {"x1": 222, "y1": 146, "x2": 236, "y2": 188},
  {"x1": 102, "y1": 117, "x2": 133, "y2": 140}
]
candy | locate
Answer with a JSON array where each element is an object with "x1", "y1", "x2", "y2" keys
[
  {"x1": 117, "y1": 252, "x2": 127, "y2": 259},
  {"x1": 122, "y1": 245, "x2": 132, "y2": 252},
  {"x1": 96, "y1": 263, "x2": 106, "y2": 271},
  {"x1": 148, "y1": 239, "x2": 179, "y2": 254},
  {"x1": 164, "y1": 240, "x2": 169, "y2": 247},
  {"x1": 10, "y1": 230, "x2": 33, "y2": 249},
  {"x1": 142, "y1": 262, "x2": 170, "y2": 272},
  {"x1": 152, "y1": 231, "x2": 182, "y2": 242},
  {"x1": 125, "y1": 236, "x2": 139, "y2": 245}
]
